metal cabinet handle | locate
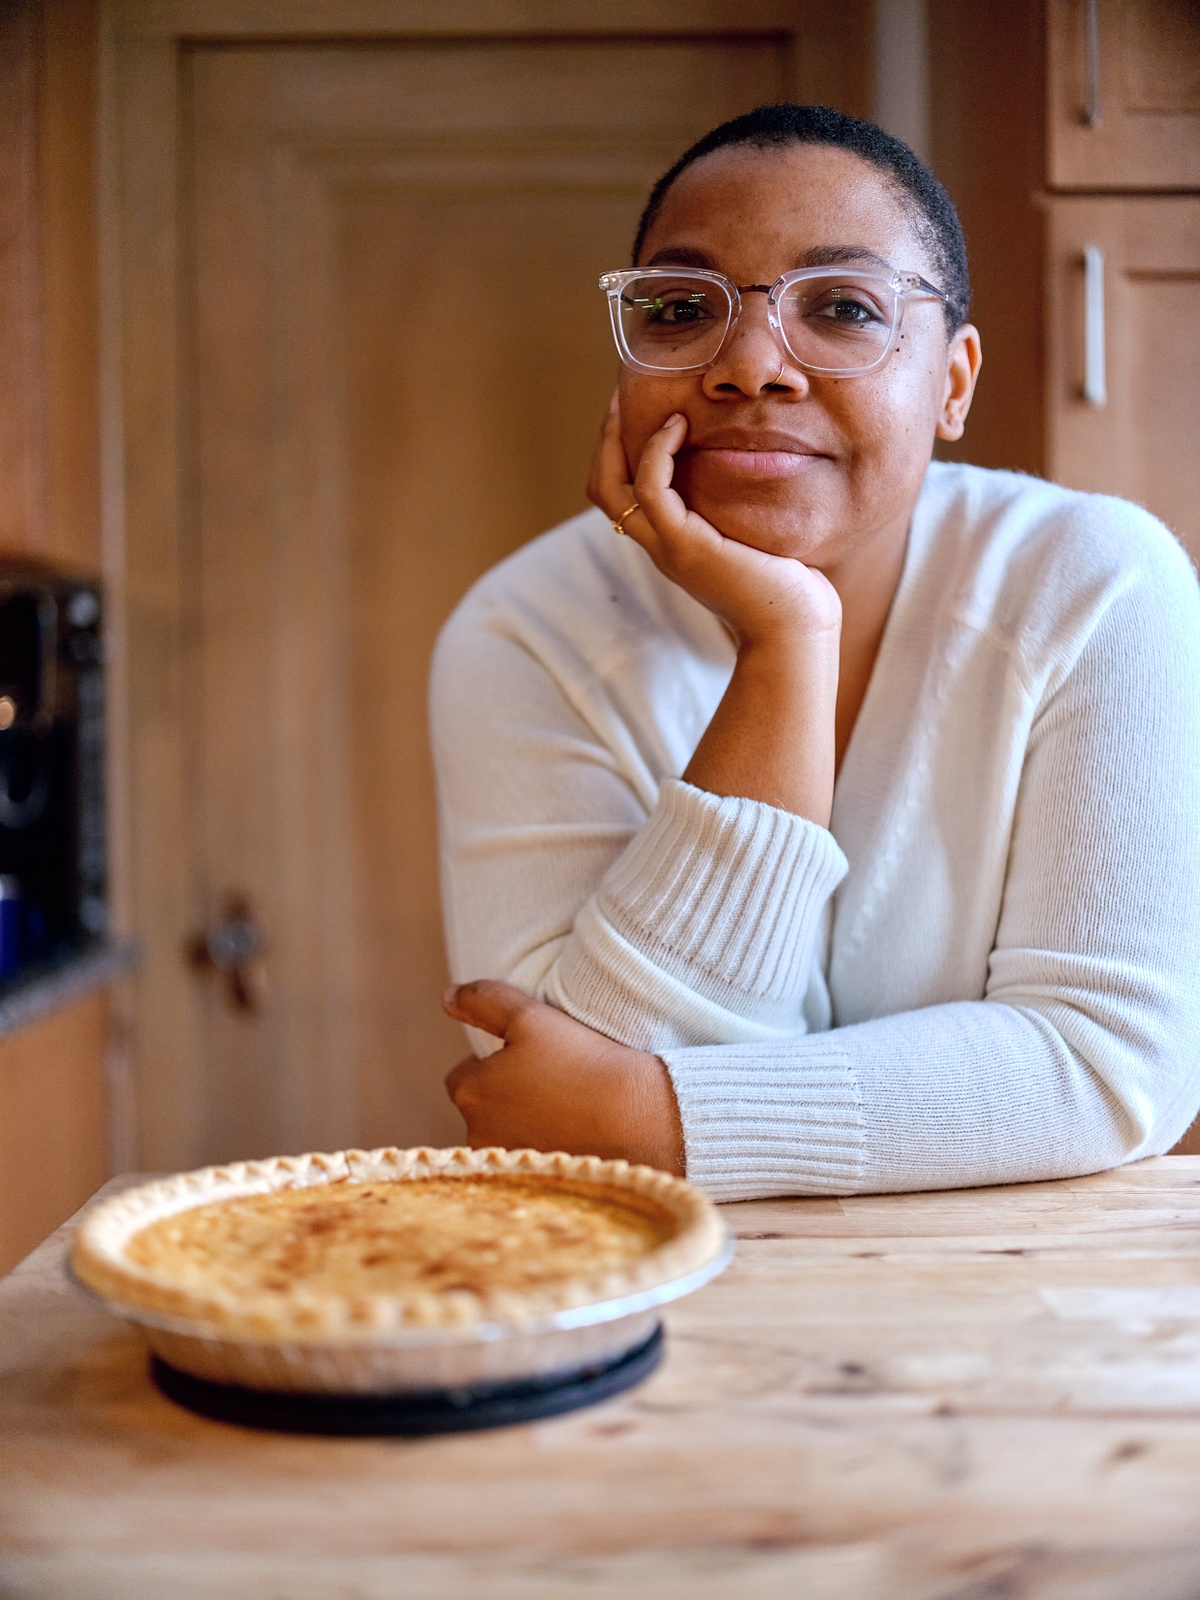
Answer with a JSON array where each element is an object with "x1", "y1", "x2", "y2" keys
[
  {"x1": 1084, "y1": 0, "x2": 1101, "y2": 127},
  {"x1": 1083, "y1": 245, "x2": 1107, "y2": 409},
  {"x1": 189, "y1": 893, "x2": 269, "y2": 1014}
]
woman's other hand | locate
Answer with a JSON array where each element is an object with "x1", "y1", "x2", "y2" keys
[
  {"x1": 442, "y1": 980, "x2": 685, "y2": 1175},
  {"x1": 587, "y1": 393, "x2": 841, "y2": 650}
]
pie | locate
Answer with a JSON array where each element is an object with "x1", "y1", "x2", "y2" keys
[{"x1": 72, "y1": 1146, "x2": 726, "y2": 1341}]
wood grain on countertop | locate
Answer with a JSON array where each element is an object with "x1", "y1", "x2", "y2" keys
[{"x1": 2, "y1": 1159, "x2": 1199, "y2": 1599}]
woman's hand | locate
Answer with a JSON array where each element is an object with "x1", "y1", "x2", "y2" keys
[
  {"x1": 443, "y1": 980, "x2": 685, "y2": 1175},
  {"x1": 587, "y1": 394, "x2": 842, "y2": 649},
  {"x1": 588, "y1": 394, "x2": 841, "y2": 826}
]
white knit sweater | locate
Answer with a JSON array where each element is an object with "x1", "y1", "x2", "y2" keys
[{"x1": 431, "y1": 462, "x2": 1200, "y2": 1199}]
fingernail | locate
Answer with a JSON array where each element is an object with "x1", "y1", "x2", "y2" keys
[
  {"x1": 666, "y1": 412, "x2": 684, "y2": 425},
  {"x1": 443, "y1": 985, "x2": 460, "y2": 1008}
]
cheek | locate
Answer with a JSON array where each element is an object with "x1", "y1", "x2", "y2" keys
[
  {"x1": 839, "y1": 347, "x2": 943, "y2": 469},
  {"x1": 617, "y1": 371, "x2": 691, "y2": 468},
  {"x1": 891, "y1": 328, "x2": 948, "y2": 412}
]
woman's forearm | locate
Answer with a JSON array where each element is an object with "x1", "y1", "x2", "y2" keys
[
  {"x1": 661, "y1": 987, "x2": 1199, "y2": 1201},
  {"x1": 589, "y1": 404, "x2": 845, "y2": 827},
  {"x1": 682, "y1": 631, "x2": 840, "y2": 826}
]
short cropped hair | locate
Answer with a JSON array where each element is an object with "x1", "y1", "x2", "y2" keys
[{"x1": 633, "y1": 103, "x2": 971, "y2": 333}]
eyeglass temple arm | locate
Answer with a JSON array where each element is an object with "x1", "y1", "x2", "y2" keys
[{"x1": 909, "y1": 274, "x2": 949, "y2": 303}]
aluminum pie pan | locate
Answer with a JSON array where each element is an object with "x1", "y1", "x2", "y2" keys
[
  {"x1": 72, "y1": 1145, "x2": 742, "y2": 1395},
  {"x1": 72, "y1": 1235, "x2": 733, "y2": 1393}
]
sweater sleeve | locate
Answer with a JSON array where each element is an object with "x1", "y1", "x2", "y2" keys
[
  {"x1": 662, "y1": 543, "x2": 1200, "y2": 1198},
  {"x1": 430, "y1": 596, "x2": 847, "y2": 1055}
]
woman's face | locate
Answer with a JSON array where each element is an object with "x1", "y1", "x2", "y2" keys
[{"x1": 620, "y1": 143, "x2": 979, "y2": 572}]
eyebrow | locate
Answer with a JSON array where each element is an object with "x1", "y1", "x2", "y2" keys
[
  {"x1": 799, "y1": 245, "x2": 896, "y2": 271},
  {"x1": 643, "y1": 244, "x2": 898, "y2": 273},
  {"x1": 643, "y1": 246, "x2": 716, "y2": 269}
]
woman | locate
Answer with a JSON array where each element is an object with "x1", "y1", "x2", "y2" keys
[{"x1": 431, "y1": 104, "x2": 1200, "y2": 1197}]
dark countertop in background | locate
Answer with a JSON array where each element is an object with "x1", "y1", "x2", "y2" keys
[{"x1": 0, "y1": 940, "x2": 139, "y2": 1038}]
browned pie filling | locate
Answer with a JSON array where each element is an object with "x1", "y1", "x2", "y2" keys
[{"x1": 124, "y1": 1174, "x2": 677, "y2": 1301}]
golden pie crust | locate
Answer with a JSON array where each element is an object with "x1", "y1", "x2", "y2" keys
[{"x1": 72, "y1": 1146, "x2": 725, "y2": 1341}]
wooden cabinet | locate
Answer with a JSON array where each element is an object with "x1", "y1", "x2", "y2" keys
[
  {"x1": 1045, "y1": 195, "x2": 1200, "y2": 562},
  {"x1": 1044, "y1": 3, "x2": 1200, "y2": 567},
  {"x1": 109, "y1": 2, "x2": 872, "y2": 1171},
  {"x1": 187, "y1": 37, "x2": 792, "y2": 1162},
  {"x1": 932, "y1": 0, "x2": 1200, "y2": 503},
  {"x1": 1049, "y1": 10, "x2": 1200, "y2": 1152},
  {"x1": 932, "y1": 0, "x2": 1200, "y2": 1155},
  {"x1": 0, "y1": 993, "x2": 110, "y2": 1274},
  {"x1": 0, "y1": 0, "x2": 115, "y2": 1265},
  {"x1": 1047, "y1": 0, "x2": 1200, "y2": 188}
]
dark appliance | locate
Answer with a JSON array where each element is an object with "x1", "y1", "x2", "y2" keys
[{"x1": 0, "y1": 562, "x2": 106, "y2": 978}]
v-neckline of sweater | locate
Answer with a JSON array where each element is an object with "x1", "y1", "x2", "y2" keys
[{"x1": 831, "y1": 466, "x2": 938, "y2": 826}]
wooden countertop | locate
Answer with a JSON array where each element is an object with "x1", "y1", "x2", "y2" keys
[{"x1": 2, "y1": 1160, "x2": 1200, "y2": 1599}]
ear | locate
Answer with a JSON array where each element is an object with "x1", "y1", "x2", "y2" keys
[{"x1": 935, "y1": 323, "x2": 982, "y2": 443}]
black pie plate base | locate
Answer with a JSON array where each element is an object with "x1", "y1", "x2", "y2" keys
[{"x1": 150, "y1": 1322, "x2": 664, "y2": 1436}]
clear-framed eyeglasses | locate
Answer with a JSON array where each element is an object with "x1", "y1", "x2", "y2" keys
[{"x1": 598, "y1": 264, "x2": 950, "y2": 378}]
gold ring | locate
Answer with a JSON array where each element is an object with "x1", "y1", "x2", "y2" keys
[{"x1": 613, "y1": 502, "x2": 641, "y2": 535}]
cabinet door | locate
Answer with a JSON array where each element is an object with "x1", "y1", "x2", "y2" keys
[
  {"x1": 1046, "y1": 196, "x2": 1200, "y2": 564},
  {"x1": 1048, "y1": 0, "x2": 1200, "y2": 187},
  {"x1": 0, "y1": 993, "x2": 109, "y2": 1274},
  {"x1": 114, "y1": 3, "x2": 871, "y2": 1173}
]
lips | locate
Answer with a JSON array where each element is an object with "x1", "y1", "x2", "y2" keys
[
  {"x1": 688, "y1": 429, "x2": 828, "y2": 454},
  {"x1": 682, "y1": 429, "x2": 833, "y2": 481}
]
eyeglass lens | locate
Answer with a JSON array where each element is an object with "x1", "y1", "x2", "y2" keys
[{"x1": 615, "y1": 271, "x2": 898, "y2": 372}]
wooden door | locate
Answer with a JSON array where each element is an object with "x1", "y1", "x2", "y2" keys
[
  {"x1": 1047, "y1": 0, "x2": 1200, "y2": 188},
  {"x1": 188, "y1": 40, "x2": 795, "y2": 1163},
  {"x1": 111, "y1": 8, "x2": 870, "y2": 1171},
  {"x1": 1045, "y1": 195, "x2": 1200, "y2": 565}
]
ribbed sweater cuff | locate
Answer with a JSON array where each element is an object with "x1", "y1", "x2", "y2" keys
[
  {"x1": 662, "y1": 1039, "x2": 865, "y2": 1200},
  {"x1": 598, "y1": 779, "x2": 848, "y2": 1001}
]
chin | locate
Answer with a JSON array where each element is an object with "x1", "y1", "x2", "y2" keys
[
  {"x1": 687, "y1": 490, "x2": 834, "y2": 566},
  {"x1": 674, "y1": 459, "x2": 829, "y2": 558}
]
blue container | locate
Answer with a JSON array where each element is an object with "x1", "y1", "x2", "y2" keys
[{"x1": 0, "y1": 875, "x2": 21, "y2": 978}]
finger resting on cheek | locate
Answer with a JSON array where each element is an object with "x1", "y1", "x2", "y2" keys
[{"x1": 636, "y1": 449, "x2": 675, "y2": 499}]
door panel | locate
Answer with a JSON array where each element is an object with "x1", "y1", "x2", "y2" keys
[
  {"x1": 1047, "y1": 0, "x2": 1200, "y2": 188},
  {"x1": 187, "y1": 39, "x2": 789, "y2": 1161},
  {"x1": 1045, "y1": 195, "x2": 1200, "y2": 565}
]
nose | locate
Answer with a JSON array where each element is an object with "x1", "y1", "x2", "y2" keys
[{"x1": 701, "y1": 290, "x2": 806, "y2": 399}]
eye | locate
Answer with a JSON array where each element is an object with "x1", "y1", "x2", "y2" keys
[
  {"x1": 629, "y1": 291, "x2": 717, "y2": 328},
  {"x1": 808, "y1": 288, "x2": 886, "y2": 326}
]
